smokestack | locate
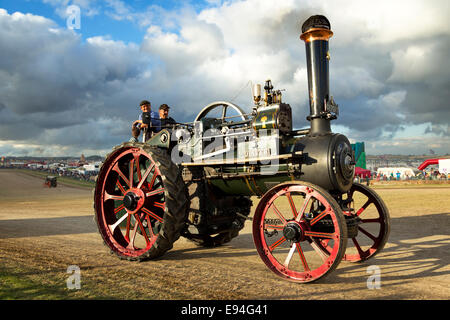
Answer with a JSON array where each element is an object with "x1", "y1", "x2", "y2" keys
[{"x1": 300, "y1": 15, "x2": 335, "y2": 135}]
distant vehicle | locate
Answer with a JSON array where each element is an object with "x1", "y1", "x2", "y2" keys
[{"x1": 43, "y1": 176, "x2": 57, "y2": 188}]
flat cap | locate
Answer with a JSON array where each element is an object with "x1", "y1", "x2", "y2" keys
[
  {"x1": 139, "y1": 100, "x2": 151, "y2": 106},
  {"x1": 159, "y1": 104, "x2": 170, "y2": 110}
]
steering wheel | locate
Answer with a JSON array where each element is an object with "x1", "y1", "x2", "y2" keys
[{"x1": 194, "y1": 101, "x2": 248, "y2": 123}]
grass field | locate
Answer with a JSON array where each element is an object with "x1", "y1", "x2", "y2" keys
[{"x1": 0, "y1": 169, "x2": 449, "y2": 300}]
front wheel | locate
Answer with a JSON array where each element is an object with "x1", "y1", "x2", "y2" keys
[
  {"x1": 341, "y1": 183, "x2": 390, "y2": 262},
  {"x1": 94, "y1": 142, "x2": 188, "y2": 261},
  {"x1": 253, "y1": 181, "x2": 347, "y2": 283}
]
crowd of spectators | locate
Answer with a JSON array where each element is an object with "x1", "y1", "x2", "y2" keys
[
  {"x1": 25, "y1": 165, "x2": 97, "y2": 182},
  {"x1": 354, "y1": 170, "x2": 449, "y2": 184}
]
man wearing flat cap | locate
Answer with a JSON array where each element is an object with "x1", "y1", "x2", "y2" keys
[
  {"x1": 130, "y1": 100, "x2": 161, "y2": 142},
  {"x1": 159, "y1": 104, "x2": 176, "y2": 128}
]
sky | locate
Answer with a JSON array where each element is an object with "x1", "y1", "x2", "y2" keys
[{"x1": 0, "y1": 0, "x2": 449, "y2": 157}]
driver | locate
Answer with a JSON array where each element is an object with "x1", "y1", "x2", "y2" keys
[
  {"x1": 159, "y1": 104, "x2": 176, "y2": 128},
  {"x1": 130, "y1": 100, "x2": 161, "y2": 142}
]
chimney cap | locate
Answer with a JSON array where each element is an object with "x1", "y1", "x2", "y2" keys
[{"x1": 301, "y1": 15, "x2": 331, "y2": 33}]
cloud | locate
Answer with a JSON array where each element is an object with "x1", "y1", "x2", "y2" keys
[
  {"x1": 1, "y1": 0, "x2": 449, "y2": 157},
  {"x1": 0, "y1": 9, "x2": 151, "y2": 156},
  {"x1": 142, "y1": 0, "x2": 449, "y2": 154},
  {"x1": 42, "y1": 0, "x2": 100, "y2": 18}
]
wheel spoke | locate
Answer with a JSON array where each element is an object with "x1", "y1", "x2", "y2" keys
[
  {"x1": 285, "y1": 192, "x2": 298, "y2": 218},
  {"x1": 135, "y1": 214, "x2": 150, "y2": 245},
  {"x1": 307, "y1": 239, "x2": 329, "y2": 262},
  {"x1": 116, "y1": 180, "x2": 126, "y2": 195},
  {"x1": 129, "y1": 159, "x2": 135, "y2": 188},
  {"x1": 304, "y1": 231, "x2": 335, "y2": 239},
  {"x1": 270, "y1": 203, "x2": 287, "y2": 225},
  {"x1": 133, "y1": 152, "x2": 142, "y2": 182},
  {"x1": 295, "y1": 194, "x2": 312, "y2": 222},
  {"x1": 358, "y1": 226, "x2": 377, "y2": 242},
  {"x1": 109, "y1": 213, "x2": 128, "y2": 233},
  {"x1": 309, "y1": 208, "x2": 329, "y2": 226},
  {"x1": 142, "y1": 207, "x2": 164, "y2": 223},
  {"x1": 269, "y1": 236, "x2": 286, "y2": 252},
  {"x1": 146, "y1": 215, "x2": 155, "y2": 239},
  {"x1": 112, "y1": 162, "x2": 130, "y2": 187},
  {"x1": 283, "y1": 243, "x2": 297, "y2": 267},
  {"x1": 104, "y1": 192, "x2": 124, "y2": 202},
  {"x1": 296, "y1": 243, "x2": 310, "y2": 271},
  {"x1": 124, "y1": 214, "x2": 131, "y2": 241},
  {"x1": 153, "y1": 202, "x2": 165, "y2": 210},
  {"x1": 264, "y1": 224, "x2": 284, "y2": 230},
  {"x1": 114, "y1": 204, "x2": 125, "y2": 214},
  {"x1": 147, "y1": 171, "x2": 158, "y2": 191},
  {"x1": 146, "y1": 188, "x2": 165, "y2": 197},
  {"x1": 351, "y1": 237, "x2": 369, "y2": 258},
  {"x1": 356, "y1": 199, "x2": 372, "y2": 216},
  {"x1": 127, "y1": 221, "x2": 139, "y2": 250},
  {"x1": 137, "y1": 163, "x2": 155, "y2": 189}
]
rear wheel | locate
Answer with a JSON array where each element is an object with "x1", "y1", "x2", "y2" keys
[
  {"x1": 94, "y1": 142, "x2": 188, "y2": 261},
  {"x1": 182, "y1": 168, "x2": 251, "y2": 247}
]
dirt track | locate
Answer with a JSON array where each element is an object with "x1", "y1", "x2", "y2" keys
[{"x1": 0, "y1": 169, "x2": 449, "y2": 299}]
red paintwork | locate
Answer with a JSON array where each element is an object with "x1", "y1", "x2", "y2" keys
[
  {"x1": 253, "y1": 183, "x2": 344, "y2": 283},
  {"x1": 95, "y1": 147, "x2": 165, "y2": 258}
]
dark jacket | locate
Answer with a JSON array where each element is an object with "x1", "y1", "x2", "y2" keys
[{"x1": 160, "y1": 117, "x2": 176, "y2": 128}]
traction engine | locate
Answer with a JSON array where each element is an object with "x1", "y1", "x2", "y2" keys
[{"x1": 94, "y1": 15, "x2": 390, "y2": 282}]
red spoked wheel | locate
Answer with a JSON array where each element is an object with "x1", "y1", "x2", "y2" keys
[
  {"x1": 341, "y1": 183, "x2": 390, "y2": 262},
  {"x1": 316, "y1": 183, "x2": 390, "y2": 262},
  {"x1": 253, "y1": 181, "x2": 347, "y2": 283},
  {"x1": 94, "y1": 142, "x2": 188, "y2": 261}
]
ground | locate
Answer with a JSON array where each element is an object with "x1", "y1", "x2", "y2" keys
[{"x1": 0, "y1": 169, "x2": 449, "y2": 300}]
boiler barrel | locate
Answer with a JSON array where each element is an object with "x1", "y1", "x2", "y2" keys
[{"x1": 207, "y1": 133, "x2": 354, "y2": 196}]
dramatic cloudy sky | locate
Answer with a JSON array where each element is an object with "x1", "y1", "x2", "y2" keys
[{"x1": 0, "y1": 0, "x2": 449, "y2": 157}]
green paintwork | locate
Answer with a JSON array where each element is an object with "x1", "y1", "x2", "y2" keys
[{"x1": 146, "y1": 129, "x2": 171, "y2": 149}]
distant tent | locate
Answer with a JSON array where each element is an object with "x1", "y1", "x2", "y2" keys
[
  {"x1": 351, "y1": 142, "x2": 366, "y2": 169},
  {"x1": 355, "y1": 166, "x2": 371, "y2": 178}
]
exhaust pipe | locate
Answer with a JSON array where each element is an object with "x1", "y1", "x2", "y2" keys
[{"x1": 300, "y1": 15, "x2": 337, "y2": 135}]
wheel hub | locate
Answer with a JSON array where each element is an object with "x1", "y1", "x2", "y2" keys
[
  {"x1": 123, "y1": 192, "x2": 139, "y2": 210},
  {"x1": 283, "y1": 221, "x2": 304, "y2": 242},
  {"x1": 122, "y1": 188, "x2": 145, "y2": 213}
]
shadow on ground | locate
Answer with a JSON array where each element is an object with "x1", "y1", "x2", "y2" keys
[
  {"x1": 0, "y1": 216, "x2": 97, "y2": 238},
  {"x1": 166, "y1": 212, "x2": 450, "y2": 290}
]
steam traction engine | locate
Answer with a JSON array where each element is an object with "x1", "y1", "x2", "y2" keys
[{"x1": 94, "y1": 15, "x2": 390, "y2": 282}]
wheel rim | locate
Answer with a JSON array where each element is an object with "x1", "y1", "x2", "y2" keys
[
  {"x1": 253, "y1": 183, "x2": 346, "y2": 283},
  {"x1": 95, "y1": 147, "x2": 166, "y2": 258},
  {"x1": 341, "y1": 183, "x2": 390, "y2": 262},
  {"x1": 317, "y1": 183, "x2": 390, "y2": 262}
]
